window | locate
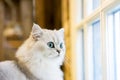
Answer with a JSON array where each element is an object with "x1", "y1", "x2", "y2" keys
[
  {"x1": 93, "y1": 0, "x2": 100, "y2": 9},
  {"x1": 76, "y1": 29, "x2": 85, "y2": 80},
  {"x1": 106, "y1": 6, "x2": 120, "y2": 80},
  {"x1": 87, "y1": 20, "x2": 102, "y2": 80},
  {"x1": 86, "y1": 0, "x2": 100, "y2": 15},
  {"x1": 62, "y1": 0, "x2": 120, "y2": 80},
  {"x1": 92, "y1": 20, "x2": 102, "y2": 80}
]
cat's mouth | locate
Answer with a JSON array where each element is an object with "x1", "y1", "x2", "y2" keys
[{"x1": 47, "y1": 53, "x2": 60, "y2": 58}]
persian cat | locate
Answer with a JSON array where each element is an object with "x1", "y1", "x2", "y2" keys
[{"x1": 0, "y1": 24, "x2": 66, "y2": 80}]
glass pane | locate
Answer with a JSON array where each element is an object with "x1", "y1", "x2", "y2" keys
[
  {"x1": 87, "y1": 25, "x2": 94, "y2": 80},
  {"x1": 76, "y1": 29, "x2": 85, "y2": 80},
  {"x1": 106, "y1": 14, "x2": 116, "y2": 80},
  {"x1": 106, "y1": 9, "x2": 120, "y2": 80},
  {"x1": 87, "y1": 20, "x2": 101, "y2": 80},
  {"x1": 92, "y1": 21, "x2": 102, "y2": 80},
  {"x1": 114, "y1": 10, "x2": 120, "y2": 80},
  {"x1": 93, "y1": 0, "x2": 100, "y2": 9},
  {"x1": 86, "y1": 0, "x2": 100, "y2": 16}
]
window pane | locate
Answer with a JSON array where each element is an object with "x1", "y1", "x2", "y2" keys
[
  {"x1": 86, "y1": 0, "x2": 100, "y2": 15},
  {"x1": 106, "y1": 13, "x2": 116, "y2": 80},
  {"x1": 92, "y1": 21, "x2": 102, "y2": 80},
  {"x1": 76, "y1": 29, "x2": 85, "y2": 80},
  {"x1": 87, "y1": 25, "x2": 94, "y2": 80},
  {"x1": 106, "y1": 9, "x2": 120, "y2": 80},
  {"x1": 93, "y1": 0, "x2": 100, "y2": 9},
  {"x1": 114, "y1": 10, "x2": 120, "y2": 80},
  {"x1": 87, "y1": 20, "x2": 101, "y2": 80}
]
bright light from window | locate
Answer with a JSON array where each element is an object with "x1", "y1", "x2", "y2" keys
[
  {"x1": 93, "y1": 0, "x2": 100, "y2": 9},
  {"x1": 76, "y1": 29, "x2": 85, "y2": 80},
  {"x1": 106, "y1": 8, "x2": 120, "y2": 80},
  {"x1": 86, "y1": 0, "x2": 100, "y2": 15},
  {"x1": 92, "y1": 21, "x2": 102, "y2": 80},
  {"x1": 87, "y1": 20, "x2": 102, "y2": 80},
  {"x1": 114, "y1": 10, "x2": 120, "y2": 80}
]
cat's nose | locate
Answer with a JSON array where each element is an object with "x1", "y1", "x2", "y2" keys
[{"x1": 56, "y1": 50, "x2": 60, "y2": 54}]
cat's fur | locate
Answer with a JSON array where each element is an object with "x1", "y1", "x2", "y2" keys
[{"x1": 0, "y1": 24, "x2": 66, "y2": 80}]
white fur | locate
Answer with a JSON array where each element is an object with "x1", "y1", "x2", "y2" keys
[
  {"x1": 0, "y1": 23, "x2": 65, "y2": 80},
  {"x1": 0, "y1": 61, "x2": 27, "y2": 80}
]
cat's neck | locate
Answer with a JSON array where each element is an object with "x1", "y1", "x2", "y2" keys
[
  {"x1": 16, "y1": 55, "x2": 62, "y2": 80},
  {"x1": 15, "y1": 58, "x2": 39, "y2": 80}
]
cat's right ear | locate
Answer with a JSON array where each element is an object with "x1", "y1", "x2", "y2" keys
[{"x1": 31, "y1": 23, "x2": 43, "y2": 40}]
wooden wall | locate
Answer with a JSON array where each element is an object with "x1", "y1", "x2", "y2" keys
[
  {"x1": 35, "y1": 0, "x2": 62, "y2": 29},
  {"x1": 35, "y1": 0, "x2": 45, "y2": 28},
  {"x1": 20, "y1": 0, "x2": 33, "y2": 38},
  {"x1": 62, "y1": 0, "x2": 72, "y2": 80},
  {"x1": 0, "y1": 0, "x2": 4, "y2": 60}
]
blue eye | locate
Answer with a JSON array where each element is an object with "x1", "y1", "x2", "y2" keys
[
  {"x1": 47, "y1": 42, "x2": 54, "y2": 48},
  {"x1": 60, "y1": 43, "x2": 63, "y2": 49}
]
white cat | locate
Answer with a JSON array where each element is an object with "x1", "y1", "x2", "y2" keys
[{"x1": 0, "y1": 23, "x2": 66, "y2": 80}]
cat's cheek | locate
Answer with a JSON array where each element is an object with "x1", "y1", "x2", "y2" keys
[{"x1": 39, "y1": 46, "x2": 45, "y2": 52}]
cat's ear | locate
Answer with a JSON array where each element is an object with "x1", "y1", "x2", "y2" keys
[
  {"x1": 31, "y1": 23, "x2": 43, "y2": 40},
  {"x1": 58, "y1": 28, "x2": 64, "y2": 37}
]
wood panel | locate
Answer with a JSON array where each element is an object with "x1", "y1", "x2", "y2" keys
[
  {"x1": 54, "y1": 0, "x2": 62, "y2": 29},
  {"x1": 35, "y1": 0, "x2": 45, "y2": 28},
  {"x1": 0, "y1": 0, "x2": 4, "y2": 61},
  {"x1": 20, "y1": 0, "x2": 33, "y2": 38},
  {"x1": 62, "y1": 0, "x2": 72, "y2": 80}
]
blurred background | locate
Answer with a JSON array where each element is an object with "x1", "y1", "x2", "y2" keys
[{"x1": 0, "y1": 0, "x2": 120, "y2": 80}]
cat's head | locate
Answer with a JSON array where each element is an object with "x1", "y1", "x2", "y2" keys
[{"x1": 30, "y1": 23, "x2": 65, "y2": 60}]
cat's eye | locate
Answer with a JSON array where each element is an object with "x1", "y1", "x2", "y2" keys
[
  {"x1": 60, "y1": 43, "x2": 63, "y2": 49},
  {"x1": 47, "y1": 42, "x2": 55, "y2": 48}
]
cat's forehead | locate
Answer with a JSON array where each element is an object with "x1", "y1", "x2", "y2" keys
[{"x1": 42, "y1": 29, "x2": 63, "y2": 43}]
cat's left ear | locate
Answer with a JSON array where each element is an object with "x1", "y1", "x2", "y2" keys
[
  {"x1": 58, "y1": 28, "x2": 64, "y2": 37},
  {"x1": 31, "y1": 23, "x2": 43, "y2": 40}
]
